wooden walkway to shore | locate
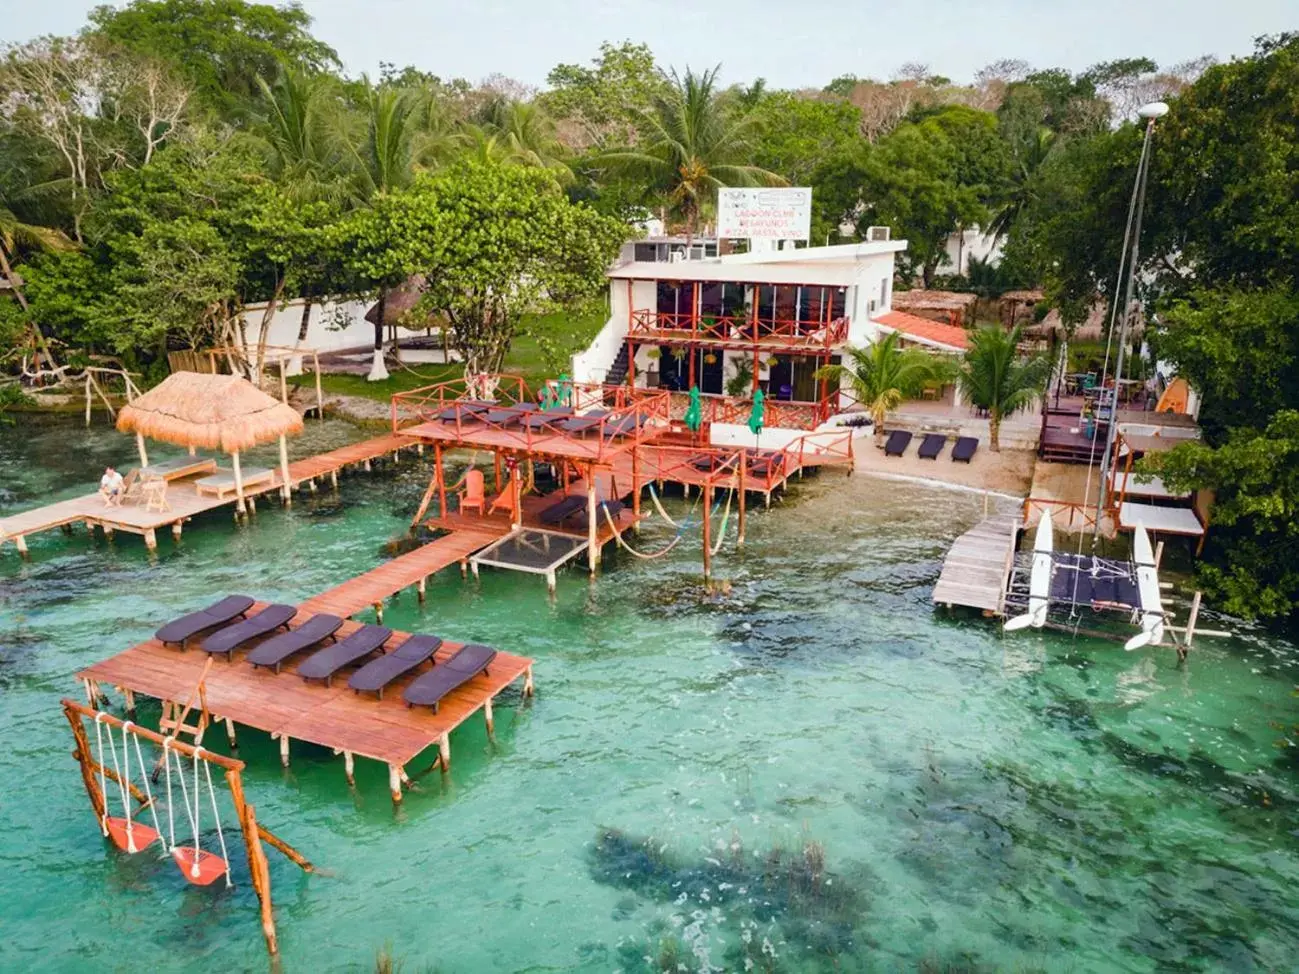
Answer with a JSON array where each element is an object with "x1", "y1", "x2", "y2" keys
[
  {"x1": 0, "y1": 432, "x2": 415, "y2": 555},
  {"x1": 300, "y1": 526, "x2": 507, "y2": 621},
  {"x1": 78, "y1": 603, "x2": 533, "y2": 800},
  {"x1": 932, "y1": 515, "x2": 1021, "y2": 615}
]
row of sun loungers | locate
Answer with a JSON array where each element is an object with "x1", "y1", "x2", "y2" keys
[
  {"x1": 434, "y1": 401, "x2": 649, "y2": 439},
  {"x1": 882, "y1": 430, "x2": 978, "y2": 463},
  {"x1": 153, "y1": 596, "x2": 497, "y2": 711}
]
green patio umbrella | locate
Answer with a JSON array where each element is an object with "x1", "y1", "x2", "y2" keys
[
  {"x1": 747, "y1": 388, "x2": 766, "y2": 437},
  {"x1": 684, "y1": 385, "x2": 703, "y2": 433},
  {"x1": 558, "y1": 373, "x2": 573, "y2": 407},
  {"x1": 539, "y1": 383, "x2": 558, "y2": 410}
]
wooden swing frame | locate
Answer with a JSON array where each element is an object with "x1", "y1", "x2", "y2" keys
[{"x1": 63, "y1": 699, "x2": 314, "y2": 958}]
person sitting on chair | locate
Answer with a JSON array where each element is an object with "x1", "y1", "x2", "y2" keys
[{"x1": 99, "y1": 466, "x2": 125, "y2": 507}]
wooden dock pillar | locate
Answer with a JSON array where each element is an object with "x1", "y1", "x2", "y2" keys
[
  {"x1": 103, "y1": 525, "x2": 114, "y2": 539},
  {"x1": 388, "y1": 763, "x2": 403, "y2": 803},
  {"x1": 416, "y1": 443, "x2": 424, "y2": 457},
  {"x1": 1179, "y1": 591, "x2": 1202, "y2": 663},
  {"x1": 308, "y1": 478, "x2": 318, "y2": 493},
  {"x1": 232, "y1": 449, "x2": 247, "y2": 515},
  {"x1": 171, "y1": 521, "x2": 183, "y2": 540},
  {"x1": 279, "y1": 734, "x2": 290, "y2": 767},
  {"x1": 737, "y1": 459, "x2": 747, "y2": 546},
  {"x1": 546, "y1": 570, "x2": 556, "y2": 596},
  {"x1": 225, "y1": 717, "x2": 238, "y2": 750},
  {"x1": 143, "y1": 528, "x2": 157, "y2": 551},
  {"x1": 459, "y1": 558, "x2": 467, "y2": 577},
  {"x1": 14, "y1": 534, "x2": 28, "y2": 556},
  {"x1": 438, "y1": 733, "x2": 451, "y2": 772},
  {"x1": 484, "y1": 696, "x2": 495, "y2": 736},
  {"x1": 523, "y1": 665, "x2": 535, "y2": 697},
  {"x1": 279, "y1": 435, "x2": 292, "y2": 504},
  {"x1": 586, "y1": 466, "x2": 598, "y2": 575},
  {"x1": 417, "y1": 576, "x2": 426, "y2": 602},
  {"x1": 344, "y1": 750, "x2": 355, "y2": 786},
  {"x1": 329, "y1": 469, "x2": 338, "y2": 489},
  {"x1": 123, "y1": 689, "x2": 136, "y2": 719},
  {"x1": 702, "y1": 482, "x2": 713, "y2": 580},
  {"x1": 373, "y1": 602, "x2": 383, "y2": 624},
  {"x1": 364, "y1": 458, "x2": 372, "y2": 473}
]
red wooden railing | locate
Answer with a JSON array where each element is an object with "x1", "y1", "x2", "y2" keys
[{"x1": 628, "y1": 309, "x2": 849, "y2": 351}]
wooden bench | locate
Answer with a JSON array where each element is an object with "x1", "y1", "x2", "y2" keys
[{"x1": 194, "y1": 467, "x2": 275, "y2": 499}]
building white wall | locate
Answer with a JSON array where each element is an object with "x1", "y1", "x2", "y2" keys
[
  {"x1": 943, "y1": 228, "x2": 1004, "y2": 276},
  {"x1": 242, "y1": 297, "x2": 436, "y2": 356}
]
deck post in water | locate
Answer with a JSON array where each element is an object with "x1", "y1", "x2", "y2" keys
[
  {"x1": 278, "y1": 434, "x2": 292, "y2": 503},
  {"x1": 388, "y1": 763, "x2": 403, "y2": 803},
  {"x1": 343, "y1": 750, "x2": 355, "y2": 786},
  {"x1": 123, "y1": 689, "x2": 136, "y2": 719},
  {"x1": 702, "y1": 481, "x2": 713, "y2": 579},
  {"x1": 372, "y1": 601, "x2": 383, "y2": 624},
  {"x1": 15, "y1": 533, "x2": 28, "y2": 555},
  {"x1": 438, "y1": 733, "x2": 451, "y2": 772},
  {"x1": 631, "y1": 449, "x2": 641, "y2": 533},
  {"x1": 524, "y1": 665, "x2": 535, "y2": 697},
  {"x1": 143, "y1": 528, "x2": 157, "y2": 551},
  {"x1": 172, "y1": 521, "x2": 183, "y2": 540},
  {"x1": 279, "y1": 734, "x2": 290, "y2": 767},
  {"x1": 435, "y1": 444, "x2": 447, "y2": 519},
  {"x1": 417, "y1": 576, "x2": 426, "y2": 602},
  {"x1": 484, "y1": 695, "x2": 495, "y2": 737},
  {"x1": 225, "y1": 717, "x2": 238, "y2": 749},
  {"x1": 231, "y1": 450, "x2": 247, "y2": 515},
  {"x1": 586, "y1": 463, "x2": 598, "y2": 575},
  {"x1": 737, "y1": 458, "x2": 747, "y2": 546},
  {"x1": 1179, "y1": 591, "x2": 1203, "y2": 663}
]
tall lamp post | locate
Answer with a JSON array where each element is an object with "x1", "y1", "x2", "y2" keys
[{"x1": 1093, "y1": 101, "x2": 1169, "y2": 535}]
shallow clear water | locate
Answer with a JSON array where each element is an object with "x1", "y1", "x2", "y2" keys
[{"x1": 3, "y1": 416, "x2": 1298, "y2": 973}]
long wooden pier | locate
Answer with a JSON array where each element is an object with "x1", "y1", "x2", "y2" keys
[
  {"x1": 932, "y1": 515, "x2": 1021, "y2": 615},
  {"x1": 300, "y1": 526, "x2": 508, "y2": 621},
  {"x1": 0, "y1": 432, "x2": 414, "y2": 554}
]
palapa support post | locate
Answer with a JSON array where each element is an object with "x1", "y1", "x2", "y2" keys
[
  {"x1": 278, "y1": 434, "x2": 292, "y2": 504},
  {"x1": 586, "y1": 464, "x2": 598, "y2": 575},
  {"x1": 388, "y1": 764, "x2": 403, "y2": 804},
  {"x1": 232, "y1": 450, "x2": 247, "y2": 515},
  {"x1": 135, "y1": 432, "x2": 150, "y2": 470},
  {"x1": 438, "y1": 733, "x2": 451, "y2": 772}
]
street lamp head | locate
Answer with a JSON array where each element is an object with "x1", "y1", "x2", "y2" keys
[{"x1": 1138, "y1": 102, "x2": 1170, "y2": 120}]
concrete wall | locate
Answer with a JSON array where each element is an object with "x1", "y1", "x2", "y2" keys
[
  {"x1": 242, "y1": 297, "x2": 432, "y2": 355},
  {"x1": 943, "y1": 228, "x2": 1004, "y2": 275}
]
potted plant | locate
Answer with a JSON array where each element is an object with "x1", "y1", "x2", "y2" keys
[{"x1": 645, "y1": 347, "x2": 661, "y2": 388}]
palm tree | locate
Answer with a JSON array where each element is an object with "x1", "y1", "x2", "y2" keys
[
  {"x1": 816, "y1": 331, "x2": 950, "y2": 446},
  {"x1": 959, "y1": 324, "x2": 1049, "y2": 451},
  {"x1": 596, "y1": 65, "x2": 785, "y2": 240},
  {"x1": 986, "y1": 126, "x2": 1054, "y2": 243},
  {"x1": 476, "y1": 99, "x2": 572, "y2": 182},
  {"x1": 1, "y1": 198, "x2": 74, "y2": 371}
]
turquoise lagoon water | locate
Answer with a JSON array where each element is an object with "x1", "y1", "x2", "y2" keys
[{"x1": 2, "y1": 416, "x2": 1298, "y2": 973}]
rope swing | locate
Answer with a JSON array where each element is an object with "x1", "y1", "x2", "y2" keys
[
  {"x1": 93, "y1": 714, "x2": 162, "y2": 854},
  {"x1": 164, "y1": 738, "x2": 232, "y2": 887},
  {"x1": 709, "y1": 489, "x2": 734, "y2": 557}
]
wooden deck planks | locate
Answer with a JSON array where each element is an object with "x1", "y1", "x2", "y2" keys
[
  {"x1": 78, "y1": 613, "x2": 532, "y2": 768},
  {"x1": 299, "y1": 528, "x2": 505, "y2": 618},
  {"x1": 932, "y1": 515, "x2": 1021, "y2": 614}
]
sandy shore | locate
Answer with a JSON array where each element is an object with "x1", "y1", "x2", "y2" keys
[{"x1": 853, "y1": 435, "x2": 1036, "y2": 496}]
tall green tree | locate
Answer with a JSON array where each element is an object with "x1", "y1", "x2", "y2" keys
[
  {"x1": 958, "y1": 324, "x2": 1047, "y2": 451},
  {"x1": 342, "y1": 162, "x2": 626, "y2": 378},
  {"x1": 816, "y1": 331, "x2": 948, "y2": 446},
  {"x1": 596, "y1": 66, "x2": 785, "y2": 240},
  {"x1": 542, "y1": 41, "x2": 666, "y2": 149},
  {"x1": 87, "y1": 0, "x2": 340, "y2": 119}
]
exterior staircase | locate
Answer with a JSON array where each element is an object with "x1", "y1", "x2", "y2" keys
[{"x1": 603, "y1": 341, "x2": 631, "y2": 386}]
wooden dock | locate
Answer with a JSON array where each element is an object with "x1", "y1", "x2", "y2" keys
[
  {"x1": 78, "y1": 604, "x2": 534, "y2": 801},
  {"x1": 932, "y1": 515, "x2": 1022, "y2": 615},
  {"x1": 0, "y1": 432, "x2": 415, "y2": 554},
  {"x1": 300, "y1": 526, "x2": 508, "y2": 621}
]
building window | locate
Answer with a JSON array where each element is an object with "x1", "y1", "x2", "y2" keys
[{"x1": 880, "y1": 278, "x2": 889, "y2": 307}]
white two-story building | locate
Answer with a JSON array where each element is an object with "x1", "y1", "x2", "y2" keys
[{"x1": 572, "y1": 238, "x2": 969, "y2": 446}]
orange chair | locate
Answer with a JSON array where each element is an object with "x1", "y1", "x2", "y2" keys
[
  {"x1": 489, "y1": 472, "x2": 519, "y2": 518},
  {"x1": 458, "y1": 469, "x2": 485, "y2": 514}
]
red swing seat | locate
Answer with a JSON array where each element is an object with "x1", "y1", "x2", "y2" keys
[
  {"x1": 105, "y1": 816, "x2": 160, "y2": 854},
  {"x1": 171, "y1": 845, "x2": 229, "y2": 886}
]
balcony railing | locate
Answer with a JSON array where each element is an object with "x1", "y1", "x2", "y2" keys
[
  {"x1": 665, "y1": 390, "x2": 837, "y2": 431},
  {"x1": 628, "y1": 309, "x2": 849, "y2": 351}
]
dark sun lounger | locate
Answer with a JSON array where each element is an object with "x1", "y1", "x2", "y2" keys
[
  {"x1": 883, "y1": 430, "x2": 913, "y2": 457},
  {"x1": 539, "y1": 494, "x2": 587, "y2": 525},
  {"x1": 560, "y1": 410, "x2": 609, "y2": 433},
  {"x1": 917, "y1": 433, "x2": 947, "y2": 460},
  {"x1": 200, "y1": 603, "x2": 297, "y2": 660},
  {"x1": 437, "y1": 400, "x2": 493, "y2": 422},
  {"x1": 245, "y1": 613, "x2": 344, "y2": 672},
  {"x1": 155, "y1": 595, "x2": 255, "y2": 647},
  {"x1": 297, "y1": 624, "x2": 393, "y2": 685},
  {"x1": 951, "y1": 436, "x2": 979, "y2": 463},
  {"x1": 523, "y1": 407, "x2": 574, "y2": 430},
  {"x1": 403, "y1": 644, "x2": 498, "y2": 712},
  {"x1": 348, "y1": 634, "x2": 444, "y2": 698}
]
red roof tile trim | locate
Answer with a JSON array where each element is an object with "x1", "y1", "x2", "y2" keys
[{"x1": 873, "y1": 310, "x2": 969, "y2": 351}]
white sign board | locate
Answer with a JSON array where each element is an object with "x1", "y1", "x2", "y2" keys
[{"x1": 717, "y1": 187, "x2": 812, "y2": 241}]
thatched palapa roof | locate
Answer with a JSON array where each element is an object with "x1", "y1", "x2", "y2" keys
[{"x1": 117, "y1": 372, "x2": 304, "y2": 453}]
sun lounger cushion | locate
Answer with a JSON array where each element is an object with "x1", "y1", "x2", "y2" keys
[
  {"x1": 560, "y1": 410, "x2": 609, "y2": 433},
  {"x1": 523, "y1": 407, "x2": 574, "y2": 429},
  {"x1": 348, "y1": 634, "x2": 443, "y2": 697},
  {"x1": 194, "y1": 467, "x2": 274, "y2": 493},
  {"x1": 484, "y1": 403, "x2": 538, "y2": 424},
  {"x1": 156, "y1": 595, "x2": 255, "y2": 646},
  {"x1": 297, "y1": 625, "x2": 392, "y2": 685},
  {"x1": 437, "y1": 400, "x2": 493, "y2": 422},
  {"x1": 403, "y1": 644, "x2": 498, "y2": 711},
  {"x1": 246, "y1": 613, "x2": 344, "y2": 672},
  {"x1": 600, "y1": 412, "x2": 644, "y2": 439},
  {"x1": 952, "y1": 436, "x2": 979, "y2": 463},
  {"x1": 883, "y1": 430, "x2": 913, "y2": 457},
  {"x1": 200, "y1": 603, "x2": 297, "y2": 659},
  {"x1": 917, "y1": 433, "x2": 947, "y2": 460},
  {"x1": 539, "y1": 494, "x2": 587, "y2": 525}
]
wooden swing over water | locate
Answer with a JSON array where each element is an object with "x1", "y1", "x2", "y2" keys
[{"x1": 63, "y1": 700, "x2": 314, "y2": 957}]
